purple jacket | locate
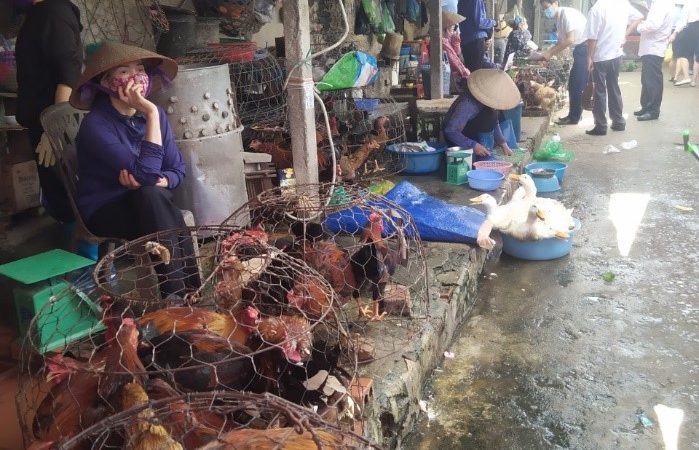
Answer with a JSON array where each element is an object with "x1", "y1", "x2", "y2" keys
[{"x1": 76, "y1": 95, "x2": 185, "y2": 220}]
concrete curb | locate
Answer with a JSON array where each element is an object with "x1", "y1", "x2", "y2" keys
[{"x1": 361, "y1": 112, "x2": 552, "y2": 449}]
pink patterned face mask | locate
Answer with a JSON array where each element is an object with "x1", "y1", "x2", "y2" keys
[{"x1": 105, "y1": 72, "x2": 151, "y2": 97}]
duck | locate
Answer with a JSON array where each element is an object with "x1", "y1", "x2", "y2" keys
[
  {"x1": 508, "y1": 173, "x2": 575, "y2": 231},
  {"x1": 507, "y1": 205, "x2": 570, "y2": 241},
  {"x1": 469, "y1": 193, "x2": 530, "y2": 233}
]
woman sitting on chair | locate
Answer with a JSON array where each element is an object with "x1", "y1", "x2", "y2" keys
[{"x1": 70, "y1": 42, "x2": 200, "y2": 300}]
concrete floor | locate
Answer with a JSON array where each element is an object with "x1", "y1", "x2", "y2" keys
[{"x1": 407, "y1": 72, "x2": 699, "y2": 449}]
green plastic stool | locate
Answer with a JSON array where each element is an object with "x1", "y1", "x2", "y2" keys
[
  {"x1": 446, "y1": 150, "x2": 472, "y2": 185},
  {"x1": 0, "y1": 249, "x2": 104, "y2": 353}
]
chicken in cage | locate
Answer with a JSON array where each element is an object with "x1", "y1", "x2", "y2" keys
[
  {"x1": 246, "y1": 90, "x2": 408, "y2": 184},
  {"x1": 17, "y1": 231, "x2": 371, "y2": 448}
]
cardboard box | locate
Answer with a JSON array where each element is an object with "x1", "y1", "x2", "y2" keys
[{"x1": 0, "y1": 159, "x2": 40, "y2": 213}]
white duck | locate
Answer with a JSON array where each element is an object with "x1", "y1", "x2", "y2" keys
[
  {"x1": 470, "y1": 193, "x2": 530, "y2": 234},
  {"x1": 507, "y1": 205, "x2": 570, "y2": 240},
  {"x1": 509, "y1": 173, "x2": 575, "y2": 231}
]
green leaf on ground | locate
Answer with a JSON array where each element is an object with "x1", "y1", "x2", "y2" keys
[{"x1": 601, "y1": 271, "x2": 616, "y2": 282}]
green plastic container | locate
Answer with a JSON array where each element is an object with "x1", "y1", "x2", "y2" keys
[{"x1": 0, "y1": 249, "x2": 103, "y2": 353}]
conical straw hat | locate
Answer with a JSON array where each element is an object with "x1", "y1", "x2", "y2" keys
[
  {"x1": 69, "y1": 41, "x2": 178, "y2": 110},
  {"x1": 442, "y1": 10, "x2": 466, "y2": 29},
  {"x1": 467, "y1": 69, "x2": 521, "y2": 110}
]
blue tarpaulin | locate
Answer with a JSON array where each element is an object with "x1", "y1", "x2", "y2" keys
[{"x1": 323, "y1": 181, "x2": 486, "y2": 244}]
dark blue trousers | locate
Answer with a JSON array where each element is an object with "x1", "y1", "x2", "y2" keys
[{"x1": 567, "y1": 43, "x2": 589, "y2": 122}]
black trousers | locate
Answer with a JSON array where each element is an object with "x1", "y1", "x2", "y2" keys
[
  {"x1": 461, "y1": 38, "x2": 486, "y2": 72},
  {"x1": 29, "y1": 127, "x2": 75, "y2": 223},
  {"x1": 86, "y1": 186, "x2": 201, "y2": 298},
  {"x1": 592, "y1": 57, "x2": 624, "y2": 128},
  {"x1": 640, "y1": 55, "x2": 663, "y2": 114}
]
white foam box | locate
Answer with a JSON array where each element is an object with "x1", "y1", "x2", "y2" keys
[{"x1": 0, "y1": 159, "x2": 40, "y2": 212}]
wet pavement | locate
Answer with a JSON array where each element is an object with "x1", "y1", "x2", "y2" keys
[{"x1": 406, "y1": 73, "x2": 698, "y2": 449}]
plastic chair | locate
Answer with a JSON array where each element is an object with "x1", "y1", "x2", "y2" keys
[{"x1": 40, "y1": 102, "x2": 124, "y2": 258}]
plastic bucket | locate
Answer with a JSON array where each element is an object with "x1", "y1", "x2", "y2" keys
[
  {"x1": 501, "y1": 101, "x2": 523, "y2": 141},
  {"x1": 526, "y1": 161, "x2": 568, "y2": 184},
  {"x1": 194, "y1": 17, "x2": 220, "y2": 47},
  {"x1": 157, "y1": 14, "x2": 196, "y2": 58}
]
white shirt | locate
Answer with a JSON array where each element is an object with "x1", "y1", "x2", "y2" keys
[
  {"x1": 637, "y1": 0, "x2": 675, "y2": 57},
  {"x1": 686, "y1": 0, "x2": 699, "y2": 23},
  {"x1": 556, "y1": 7, "x2": 588, "y2": 46},
  {"x1": 584, "y1": 0, "x2": 644, "y2": 62},
  {"x1": 441, "y1": 0, "x2": 458, "y2": 13}
]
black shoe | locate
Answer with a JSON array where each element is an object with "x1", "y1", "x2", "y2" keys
[
  {"x1": 633, "y1": 108, "x2": 647, "y2": 116},
  {"x1": 586, "y1": 126, "x2": 607, "y2": 136},
  {"x1": 611, "y1": 122, "x2": 626, "y2": 131},
  {"x1": 555, "y1": 116, "x2": 579, "y2": 125},
  {"x1": 637, "y1": 112, "x2": 659, "y2": 121}
]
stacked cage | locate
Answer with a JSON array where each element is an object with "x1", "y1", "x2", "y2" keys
[
  {"x1": 246, "y1": 90, "x2": 408, "y2": 185},
  {"x1": 222, "y1": 182, "x2": 430, "y2": 363},
  {"x1": 17, "y1": 226, "x2": 378, "y2": 448}
]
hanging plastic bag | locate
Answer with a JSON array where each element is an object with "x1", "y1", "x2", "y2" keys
[
  {"x1": 406, "y1": 0, "x2": 420, "y2": 23},
  {"x1": 317, "y1": 51, "x2": 379, "y2": 92},
  {"x1": 380, "y1": 1, "x2": 396, "y2": 34},
  {"x1": 355, "y1": 2, "x2": 372, "y2": 35},
  {"x1": 362, "y1": 0, "x2": 382, "y2": 30},
  {"x1": 664, "y1": 46, "x2": 673, "y2": 64},
  {"x1": 534, "y1": 137, "x2": 575, "y2": 162}
]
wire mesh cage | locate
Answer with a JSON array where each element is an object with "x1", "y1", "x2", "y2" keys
[
  {"x1": 512, "y1": 63, "x2": 569, "y2": 116},
  {"x1": 176, "y1": 47, "x2": 287, "y2": 127},
  {"x1": 245, "y1": 91, "x2": 408, "y2": 184},
  {"x1": 17, "y1": 227, "x2": 372, "y2": 446},
  {"x1": 222, "y1": 182, "x2": 430, "y2": 363},
  {"x1": 33, "y1": 389, "x2": 379, "y2": 449}
]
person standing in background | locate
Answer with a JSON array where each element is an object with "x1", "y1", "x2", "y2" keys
[
  {"x1": 458, "y1": 0, "x2": 497, "y2": 71},
  {"x1": 442, "y1": 10, "x2": 471, "y2": 91},
  {"x1": 671, "y1": 0, "x2": 699, "y2": 86},
  {"x1": 14, "y1": 0, "x2": 83, "y2": 223},
  {"x1": 583, "y1": 0, "x2": 643, "y2": 136},
  {"x1": 630, "y1": 0, "x2": 674, "y2": 121},
  {"x1": 536, "y1": 0, "x2": 588, "y2": 126}
]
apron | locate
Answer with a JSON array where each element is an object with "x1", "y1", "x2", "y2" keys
[{"x1": 462, "y1": 103, "x2": 498, "y2": 162}]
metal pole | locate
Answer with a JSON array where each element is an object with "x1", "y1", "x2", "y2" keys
[
  {"x1": 283, "y1": 1, "x2": 319, "y2": 185},
  {"x1": 429, "y1": 0, "x2": 443, "y2": 99}
]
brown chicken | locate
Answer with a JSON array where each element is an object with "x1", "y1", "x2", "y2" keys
[
  {"x1": 140, "y1": 330, "x2": 256, "y2": 392},
  {"x1": 33, "y1": 317, "x2": 144, "y2": 442},
  {"x1": 138, "y1": 305, "x2": 259, "y2": 346},
  {"x1": 371, "y1": 116, "x2": 391, "y2": 152},
  {"x1": 286, "y1": 274, "x2": 336, "y2": 320},
  {"x1": 249, "y1": 139, "x2": 331, "y2": 172},
  {"x1": 121, "y1": 382, "x2": 183, "y2": 450},
  {"x1": 195, "y1": 428, "x2": 342, "y2": 450},
  {"x1": 145, "y1": 379, "x2": 223, "y2": 448},
  {"x1": 255, "y1": 314, "x2": 313, "y2": 364},
  {"x1": 338, "y1": 137, "x2": 381, "y2": 181}
]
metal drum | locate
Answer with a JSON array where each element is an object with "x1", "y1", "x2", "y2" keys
[{"x1": 153, "y1": 63, "x2": 247, "y2": 225}]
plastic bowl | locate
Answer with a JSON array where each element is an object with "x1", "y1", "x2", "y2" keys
[
  {"x1": 531, "y1": 172, "x2": 561, "y2": 193},
  {"x1": 526, "y1": 161, "x2": 568, "y2": 184},
  {"x1": 473, "y1": 160, "x2": 513, "y2": 176},
  {"x1": 355, "y1": 98, "x2": 380, "y2": 111},
  {"x1": 502, "y1": 218, "x2": 581, "y2": 260},
  {"x1": 467, "y1": 169, "x2": 505, "y2": 191},
  {"x1": 387, "y1": 143, "x2": 446, "y2": 174}
]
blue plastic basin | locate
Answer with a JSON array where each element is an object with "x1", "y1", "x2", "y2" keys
[
  {"x1": 502, "y1": 218, "x2": 581, "y2": 260},
  {"x1": 387, "y1": 143, "x2": 446, "y2": 174},
  {"x1": 526, "y1": 161, "x2": 568, "y2": 184},
  {"x1": 530, "y1": 173, "x2": 561, "y2": 193},
  {"x1": 355, "y1": 98, "x2": 380, "y2": 111},
  {"x1": 466, "y1": 169, "x2": 504, "y2": 191}
]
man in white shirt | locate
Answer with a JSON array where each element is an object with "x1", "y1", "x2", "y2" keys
[
  {"x1": 537, "y1": 0, "x2": 588, "y2": 125},
  {"x1": 631, "y1": 0, "x2": 675, "y2": 121},
  {"x1": 583, "y1": 0, "x2": 644, "y2": 135}
]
